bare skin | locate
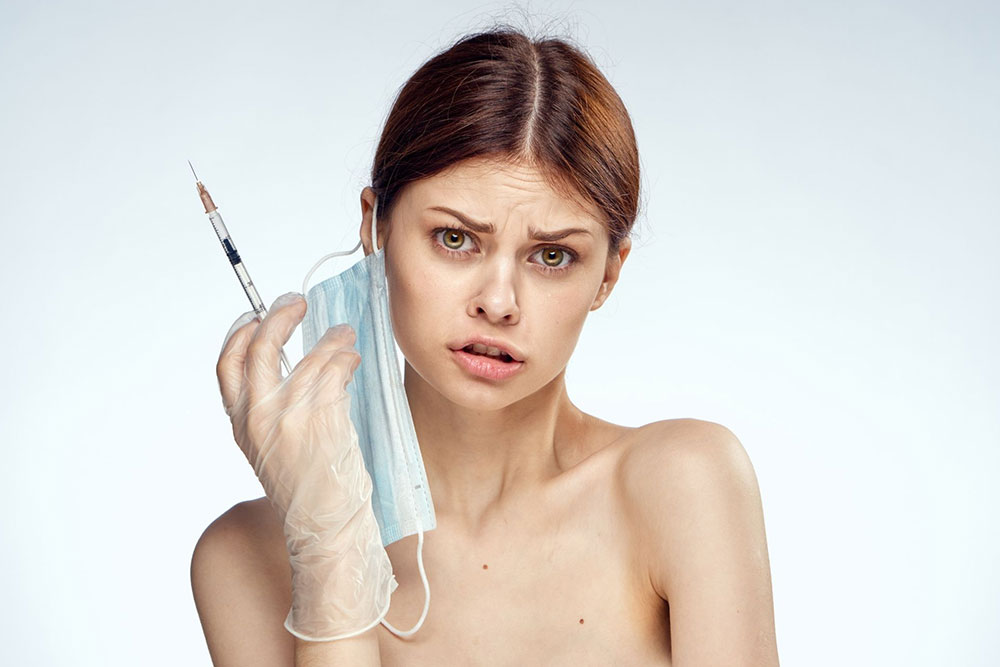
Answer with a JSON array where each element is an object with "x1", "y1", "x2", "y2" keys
[{"x1": 192, "y1": 157, "x2": 778, "y2": 665}]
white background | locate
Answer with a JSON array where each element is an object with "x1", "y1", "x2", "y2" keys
[{"x1": 1, "y1": 0, "x2": 997, "y2": 664}]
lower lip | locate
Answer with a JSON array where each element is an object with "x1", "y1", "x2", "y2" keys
[{"x1": 451, "y1": 349, "x2": 525, "y2": 380}]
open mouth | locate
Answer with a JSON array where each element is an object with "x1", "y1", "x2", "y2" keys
[{"x1": 461, "y1": 345, "x2": 516, "y2": 363}]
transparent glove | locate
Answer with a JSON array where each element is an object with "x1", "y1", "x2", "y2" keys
[{"x1": 216, "y1": 291, "x2": 398, "y2": 641}]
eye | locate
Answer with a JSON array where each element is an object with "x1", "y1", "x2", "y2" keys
[
  {"x1": 439, "y1": 228, "x2": 471, "y2": 251},
  {"x1": 534, "y1": 247, "x2": 573, "y2": 273},
  {"x1": 431, "y1": 227, "x2": 478, "y2": 256},
  {"x1": 431, "y1": 227, "x2": 578, "y2": 274}
]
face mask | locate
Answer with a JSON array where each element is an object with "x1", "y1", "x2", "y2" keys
[{"x1": 299, "y1": 195, "x2": 434, "y2": 638}]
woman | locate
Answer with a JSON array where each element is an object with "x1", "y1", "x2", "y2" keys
[{"x1": 192, "y1": 28, "x2": 779, "y2": 666}]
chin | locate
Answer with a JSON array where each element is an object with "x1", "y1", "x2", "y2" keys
[{"x1": 445, "y1": 382, "x2": 524, "y2": 410}]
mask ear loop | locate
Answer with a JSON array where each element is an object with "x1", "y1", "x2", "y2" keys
[
  {"x1": 300, "y1": 196, "x2": 378, "y2": 298},
  {"x1": 380, "y1": 513, "x2": 430, "y2": 638}
]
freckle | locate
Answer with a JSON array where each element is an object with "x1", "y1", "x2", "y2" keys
[
  {"x1": 482, "y1": 564, "x2": 488, "y2": 570},
  {"x1": 579, "y1": 618, "x2": 584, "y2": 624}
]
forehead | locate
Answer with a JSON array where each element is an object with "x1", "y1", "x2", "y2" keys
[{"x1": 403, "y1": 157, "x2": 604, "y2": 226}]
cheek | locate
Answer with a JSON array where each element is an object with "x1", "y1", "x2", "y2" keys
[
  {"x1": 528, "y1": 290, "x2": 593, "y2": 359},
  {"x1": 385, "y1": 255, "x2": 451, "y2": 355},
  {"x1": 537, "y1": 264, "x2": 607, "y2": 344}
]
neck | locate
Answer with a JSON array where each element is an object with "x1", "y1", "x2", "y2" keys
[{"x1": 403, "y1": 362, "x2": 588, "y2": 533}]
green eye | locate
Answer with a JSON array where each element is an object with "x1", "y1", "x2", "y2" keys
[
  {"x1": 442, "y1": 229, "x2": 466, "y2": 249},
  {"x1": 540, "y1": 248, "x2": 564, "y2": 267},
  {"x1": 432, "y1": 227, "x2": 577, "y2": 274}
]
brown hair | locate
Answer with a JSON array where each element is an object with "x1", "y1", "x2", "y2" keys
[{"x1": 370, "y1": 27, "x2": 640, "y2": 255}]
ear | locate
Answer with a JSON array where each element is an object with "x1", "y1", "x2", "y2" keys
[
  {"x1": 359, "y1": 187, "x2": 384, "y2": 256},
  {"x1": 590, "y1": 236, "x2": 631, "y2": 311}
]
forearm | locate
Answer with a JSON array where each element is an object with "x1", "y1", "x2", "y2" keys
[{"x1": 294, "y1": 628, "x2": 382, "y2": 666}]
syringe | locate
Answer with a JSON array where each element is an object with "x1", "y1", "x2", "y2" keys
[{"x1": 190, "y1": 161, "x2": 292, "y2": 376}]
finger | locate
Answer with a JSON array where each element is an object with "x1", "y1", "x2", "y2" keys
[
  {"x1": 285, "y1": 323, "x2": 354, "y2": 380},
  {"x1": 245, "y1": 292, "x2": 307, "y2": 394},
  {"x1": 311, "y1": 347, "x2": 363, "y2": 405},
  {"x1": 221, "y1": 309, "x2": 260, "y2": 358},
  {"x1": 306, "y1": 323, "x2": 356, "y2": 359},
  {"x1": 217, "y1": 310, "x2": 261, "y2": 414},
  {"x1": 281, "y1": 324, "x2": 355, "y2": 402}
]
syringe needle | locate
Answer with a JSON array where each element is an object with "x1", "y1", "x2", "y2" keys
[{"x1": 192, "y1": 162, "x2": 292, "y2": 377}]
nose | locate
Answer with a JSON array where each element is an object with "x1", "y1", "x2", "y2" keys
[{"x1": 467, "y1": 260, "x2": 520, "y2": 325}]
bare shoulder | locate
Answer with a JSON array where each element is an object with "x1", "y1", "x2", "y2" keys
[
  {"x1": 617, "y1": 416, "x2": 752, "y2": 482},
  {"x1": 618, "y1": 416, "x2": 754, "y2": 481},
  {"x1": 616, "y1": 419, "x2": 779, "y2": 664},
  {"x1": 615, "y1": 417, "x2": 762, "y2": 598},
  {"x1": 190, "y1": 497, "x2": 294, "y2": 667},
  {"x1": 623, "y1": 417, "x2": 746, "y2": 459}
]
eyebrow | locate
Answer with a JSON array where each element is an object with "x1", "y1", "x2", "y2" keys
[{"x1": 428, "y1": 206, "x2": 593, "y2": 242}]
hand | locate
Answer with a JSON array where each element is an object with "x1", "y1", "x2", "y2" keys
[
  {"x1": 216, "y1": 292, "x2": 361, "y2": 519},
  {"x1": 216, "y1": 291, "x2": 397, "y2": 641}
]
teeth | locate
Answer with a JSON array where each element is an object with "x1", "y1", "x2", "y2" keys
[{"x1": 470, "y1": 343, "x2": 507, "y2": 358}]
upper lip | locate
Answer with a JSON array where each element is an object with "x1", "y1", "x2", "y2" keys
[{"x1": 450, "y1": 336, "x2": 525, "y2": 362}]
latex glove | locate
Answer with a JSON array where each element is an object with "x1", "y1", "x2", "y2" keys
[{"x1": 216, "y1": 291, "x2": 397, "y2": 641}]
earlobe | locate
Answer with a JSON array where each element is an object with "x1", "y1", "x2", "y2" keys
[
  {"x1": 590, "y1": 284, "x2": 609, "y2": 311},
  {"x1": 590, "y1": 238, "x2": 631, "y2": 311},
  {"x1": 590, "y1": 285, "x2": 607, "y2": 311}
]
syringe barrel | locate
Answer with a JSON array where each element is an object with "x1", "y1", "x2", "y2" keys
[
  {"x1": 232, "y1": 260, "x2": 266, "y2": 314},
  {"x1": 208, "y1": 210, "x2": 242, "y2": 266}
]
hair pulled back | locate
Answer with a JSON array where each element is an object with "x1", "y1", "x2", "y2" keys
[{"x1": 371, "y1": 27, "x2": 640, "y2": 255}]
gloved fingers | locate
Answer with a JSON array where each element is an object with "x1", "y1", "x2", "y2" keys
[
  {"x1": 310, "y1": 347, "x2": 362, "y2": 404},
  {"x1": 217, "y1": 311, "x2": 261, "y2": 415},
  {"x1": 281, "y1": 324, "x2": 357, "y2": 402},
  {"x1": 244, "y1": 292, "x2": 306, "y2": 396},
  {"x1": 309, "y1": 323, "x2": 356, "y2": 355},
  {"x1": 220, "y1": 310, "x2": 260, "y2": 359}
]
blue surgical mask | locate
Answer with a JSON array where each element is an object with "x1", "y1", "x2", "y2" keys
[{"x1": 299, "y1": 195, "x2": 434, "y2": 638}]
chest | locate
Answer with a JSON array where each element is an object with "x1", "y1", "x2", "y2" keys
[{"x1": 375, "y1": 467, "x2": 671, "y2": 665}]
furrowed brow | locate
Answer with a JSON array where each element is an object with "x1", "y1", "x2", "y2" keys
[
  {"x1": 428, "y1": 206, "x2": 593, "y2": 242},
  {"x1": 430, "y1": 206, "x2": 494, "y2": 233},
  {"x1": 529, "y1": 226, "x2": 592, "y2": 242}
]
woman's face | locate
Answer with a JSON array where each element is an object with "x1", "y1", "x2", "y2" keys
[{"x1": 368, "y1": 157, "x2": 629, "y2": 411}]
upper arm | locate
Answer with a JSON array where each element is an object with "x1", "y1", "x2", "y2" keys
[
  {"x1": 620, "y1": 419, "x2": 779, "y2": 666},
  {"x1": 190, "y1": 498, "x2": 295, "y2": 667}
]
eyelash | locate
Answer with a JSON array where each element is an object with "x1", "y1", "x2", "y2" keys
[{"x1": 430, "y1": 227, "x2": 579, "y2": 274}]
